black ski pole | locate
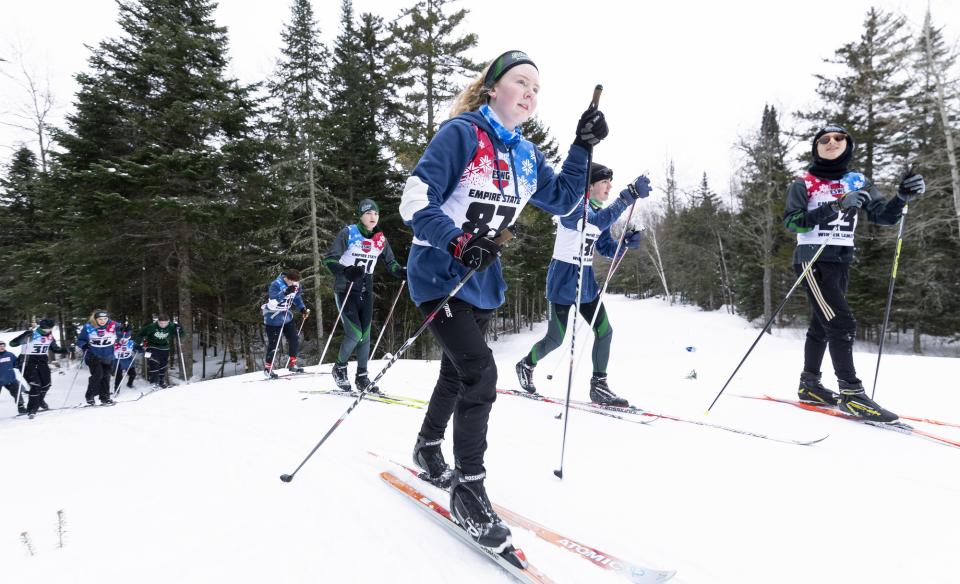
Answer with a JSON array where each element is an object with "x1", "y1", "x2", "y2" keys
[
  {"x1": 872, "y1": 166, "x2": 916, "y2": 399},
  {"x1": 555, "y1": 84, "x2": 602, "y2": 480},
  {"x1": 706, "y1": 213, "x2": 853, "y2": 413},
  {"x1": 280, "y1": 229, "x2": 515, "y2": 483}
]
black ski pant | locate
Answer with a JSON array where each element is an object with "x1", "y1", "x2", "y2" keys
[
  {"x1": 524, "y1": 298, "x2": 612, "y2": 376},
  {"x1": 418, "y1": 298, "x2": 496, "y2": 477},
  {"x1": 796, "y1": 261, "x2": 859, "y2": 383},
  {"x1": 114, "y1": 360, "x2": 136, "y2": 390},
  {"x1": 85, "y1": 355, "x2": 113, "y2": 402},
  {"x1": 265, "y1": 322, "x2": 300, "y2": 367},
  {"x1": 3, "y1": 381, "x2": 23, "y2": 407},
  {"x1": 21, "y1": 356, "x2": 52, "y2": 414},
  {"x1": 147, "y1": 348, "x2": 170, "y2": 385},
  {"x1": 335, "y1": 289, "x2": 374, "y2": 372}
]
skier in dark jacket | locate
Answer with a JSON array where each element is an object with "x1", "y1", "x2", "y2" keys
[
  {"x1": 399, "y1": 49, "x2": 604, "y2": 551},
  {"x1": 135, "y1": 314, "x2": 182, "y2": 388},
  {"x1": 260, "y1": 271, "x2": 309, "y2": 378},
  {"x1": 783, "y1": 124, "x2": 925, "y2": 423},
  {"x1": 9, "y1": 318, "x2": 69, "y2": 417},
  {"x1": 113, "y1": 323, "x2": 140, "y2": 391},
  {"x1": 323, "y1": 198, "x2": 405, "y2": 393},
  {"x1": 0, "y1": 339, "x2": 27, "y2": 413},
  {"x1": 515, "y1": 162, "x2": 647, "y2": 406},
  {"x1": 76, "y1": 309, "x2": 122, "y2": 405}
]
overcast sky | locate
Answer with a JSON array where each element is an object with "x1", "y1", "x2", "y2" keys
[{"x1": 3, "y1": 0, "x2": 958, "y2": 203}]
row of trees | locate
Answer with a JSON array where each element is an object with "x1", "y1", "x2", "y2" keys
[
  {"x1": 607, "y1": 9, "x2": 960, "y2": 354},
  {"x1": 1, "y1": 2, "x2": 958, "y2": 381}
]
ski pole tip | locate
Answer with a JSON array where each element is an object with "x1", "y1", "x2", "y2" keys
[
  {"x1": 279, "y1": 474, "x2": 293, "y2": 483},
  {"x1": 553, "y1": 469, "x2": 563, "y2": 479}
]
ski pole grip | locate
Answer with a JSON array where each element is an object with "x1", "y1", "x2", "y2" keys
[{"x1": 591, "y1": 84, "x2": 603, "y2": 108}]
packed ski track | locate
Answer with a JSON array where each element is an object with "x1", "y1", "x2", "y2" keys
[{"x1": 2, "y1": 296, "x2": 958, "y2": 583}]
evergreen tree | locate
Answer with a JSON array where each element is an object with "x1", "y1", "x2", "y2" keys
[
  {"x1": 391, "y1": 0, "x2": 480, "y2": 171},
  {"x1": 267, "y1": 0, "x2": 336, "y2": 347},
  {"x1": 54, "y1": 0, "x2": 263, "y2": 377},
  {"x1": 732, "y1": 105, "x2": 795, "y2": 323}
]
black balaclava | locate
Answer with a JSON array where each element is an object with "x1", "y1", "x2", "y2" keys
[{"x1": 809, "y1": 124, "x2": 855, "y2": 180}]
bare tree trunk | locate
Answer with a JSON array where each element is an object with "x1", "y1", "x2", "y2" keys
[
  {"x1": 716, "y1": 230, "x2": 735, "y2": 314},
  {"x1": 308, "y1": 148, "x2": 325, "y2": 349},
  {"x1": 176, "y1": 240, "x2": 193, "y2": 380},
  {"x1": 922, "y1": 11, "x2": 960, "y2": 240},
  {"x1": 645, "y1": 225, "x2": 671, "y2": 301}
]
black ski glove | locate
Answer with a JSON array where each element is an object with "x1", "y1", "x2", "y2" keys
[
  {"x1": 573, "y1": 105, "x2": 608, "y2": 152},
  {"x1": 619, "y1": 175, "x2": 651, "y2": 203},
  {"x1": 448, "y1": 233, "x2": 501, "y2": 272},
  {"x1": 838, "y1": 190, "x2": 870, "y2": 211},
  {"x1": 343, "y1": 265, "x2": 366, "y2": 282},
  {"x1": 898, "y1": 173, "x2": 925, "y2": 201}
]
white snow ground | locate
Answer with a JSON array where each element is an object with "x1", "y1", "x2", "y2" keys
[{"x1": 2, "y1": 296, "x2": 959, "y2": 584}]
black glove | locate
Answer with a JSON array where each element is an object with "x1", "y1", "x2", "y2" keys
[
  {"x1": 838, "y1": 190, "x2": 871, "y2": 211},
  {"x1": 573, "y1": 105, "x2": 608, "y2": 151},
  {"x1": 448, "y1": 233, "x2": 501, "y2": 272},
  {"x1": 623, "y1": 229, "x2": 643, "y2": 249},
  {"x1": 343, "y1": 265, "x2": 366, "y2": 282},
  {"x1": 398, "y1": 266, "x2": 407, "y2": 281},
  {"x1": 283, "y1": 284, "x2": 298, "y2": 295},
  {"x1": 619, "y1": 175, "x2": 651, "y2": 203},
  {"x1": 898, "y1": 173, "x2": 925, "y2": 201}
]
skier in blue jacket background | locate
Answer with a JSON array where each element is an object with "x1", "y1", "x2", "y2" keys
[
  {"x1": 261, "y1": 270, "x2": 309, "y2": 378},
  {"x1": 76, "y1": 309, "x2": 121, "y2": 406},
  {"x1": 515, "y1": 162, "x2": 648, "y2": 406},
  {"x1": 399, "y1": 49, "x2": 607, "y2": 551}
]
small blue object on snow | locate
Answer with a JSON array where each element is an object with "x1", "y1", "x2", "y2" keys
[{"x1": 685, "y1": 346, "x2": 696, "y2": 353}]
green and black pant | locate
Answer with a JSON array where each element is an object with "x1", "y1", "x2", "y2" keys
[
  {"x1": 523, "y1": 297, "x2": 612, "y2": 376},
  {"x1": 335, "y1": 288, "x2": 374, "y2": 372}
]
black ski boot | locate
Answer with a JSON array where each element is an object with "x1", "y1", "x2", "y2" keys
[
  {"x1": 86, "y1": 398, "x2": 95, "y2": 406},
  {"x1": 589, "y1": 375, "x2": 629, "y2": 407},
  {"x1": 355, "y1": 371, "x2": 380, "y2": 394},
  {"x1": 412, "y1": 435, "x2": 453, "y2": 488},
  {"x1": 838, "y1": 380, "x2": 898, "y2": 423},
  {"x1": 127, "y1": 378, "x2": 134, "y2": 388},
  {"x1": 515, "y1": 359, "x2": 536, "y2": 394},
  {"x1": 101, "y1": 396, "x2": 115, "y2": 406},
  {"x1": 39, "y1": 399, "x2": 50, "y2": 411},
  {"x1": 288, "y1": 359, "x2": 304, "y2": 374},
  {"x1": 18, "y1": 400, "x2": 27, "y2": 414},
  {"x1": 263, "y1": 366, "x2": 278, "y2": 379},
  {"x1": 332, "y1": 363, "x2": 351, "y2": 391},
  {"x1": 798, "y1": 371, "x2": 839, "y2": 406},
  {"x1": 449, "y1": 469, "x2": 512, "y2": 552}
]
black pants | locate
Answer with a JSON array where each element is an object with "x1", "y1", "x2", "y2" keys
[
  {"x1": 796, "y1": 261, "x2": 858, "y2": 382},
  {"x1": 114, "y1": 360, "x2": 136, "y2": 390},
  {"x1": 335, "y1": 289, "x2": 374, "y2": 371},
  {"x1": 265, "y1": 322, "x2": 300, "y2": 367},
  {"x1": 147, "y1": 348, "x2": 170, "y2": 385},
  {"x1": 21, "y1": 356, "x2": 52, "y2": 414},
  {"x1": 418, "y1": 298, "x2": 496, "y2": 476},
  {"x1": 85, "y1": 355, "x2": 113, "y2": 402},
  {"x1": 3, "y1": 381, "x2": 22, "y2": 405},
  {"x1": 525, "y1": 298, "x2": 612, "y2": 375}
]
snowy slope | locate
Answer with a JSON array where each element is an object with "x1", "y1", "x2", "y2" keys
[{"x1": 2, "y1": 296, "x2": 959, "y2": 584}]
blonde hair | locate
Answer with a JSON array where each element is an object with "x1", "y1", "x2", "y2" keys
[{"x1": 449, "y1": 64, "x2": 493, "y2": 117}]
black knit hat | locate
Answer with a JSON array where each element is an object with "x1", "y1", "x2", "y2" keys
[
  {"x1": 590, "y1": 162, "x2": 613, "y2": 184},
  {"x1": 38, "y1": 318, "x2": 55, "y2": 329},
  {"x1": 483, "y1": 50, "x2": 537, "y2": 89},
  {"x1": 357, "y1": 198, "x2": 379, "y2": 216},
  {"x1": 93, "y1": 310, "x2": 109, "y2": 319}
]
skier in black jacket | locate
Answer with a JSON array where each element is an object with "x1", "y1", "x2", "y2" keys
[{"x1": 782, "y1": 124, "x2": 925, "y2": 423}]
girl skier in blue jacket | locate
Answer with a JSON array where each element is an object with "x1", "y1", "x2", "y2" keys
[{"x1": 399, "y1": 49, "x2": 608, "y2": 551}]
